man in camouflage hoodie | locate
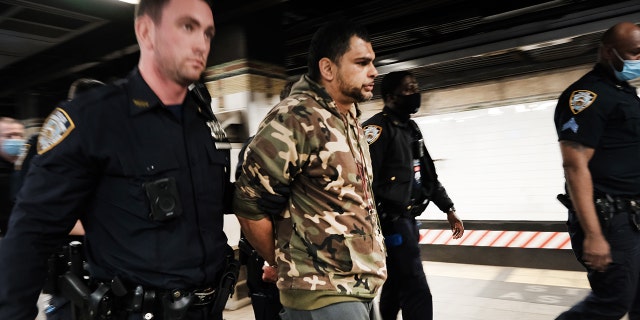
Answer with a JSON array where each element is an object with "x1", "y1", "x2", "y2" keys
[{"x1": 233, "y1": 20, "x2": 387, "y2": 320}]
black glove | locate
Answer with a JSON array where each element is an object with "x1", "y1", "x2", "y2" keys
[{"x1": 257, "y1": 185, "x2": 290, "y2": 216}]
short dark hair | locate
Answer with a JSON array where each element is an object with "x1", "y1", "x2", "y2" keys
[
  {"x1": 380, "y1": 70, "x2": 412, "y2": 99},
  {"x1": 135, "y1": 0, "x2": 213, "y2": 23},
  {"x1": 307, "y1": 20, "x2": 371, "y2": 82}
]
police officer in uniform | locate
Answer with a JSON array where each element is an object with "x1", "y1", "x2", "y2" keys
[
  {"x1": 19, "y1": 78, "x2": 105, "y2": 191},
  {"x1": 363, "y1": 70, "x2": 464, "y2": 320},
  {"x1": 554, "y1": 22, "x2": 640, "y2": 320},
  {"x1": 0, "y1": 0, "x2": 236, "y2": 319},
  {"x1": 22, "y1": 78, "x2": 105, "y2": 320},
  {"x1": 0, "y1": 117, "x2": 25, "y2": 236}
]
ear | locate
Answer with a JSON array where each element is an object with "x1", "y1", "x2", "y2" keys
[
  {"x1": 600, "y1": 46, "x2": 613, "y2": 60},
  {"x1": 135, "y1": 16, "x2": 154, "y2": 50},
  {"x1": 318, "y1": 57, "x2": 334, "y2": 81}
]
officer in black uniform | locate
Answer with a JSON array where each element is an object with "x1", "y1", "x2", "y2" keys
[
  {"x1": 27, "y1": 78, "x2": 105, "y2": 320},
  {"x1": 0, "y1": 0, "x2": 236, "y2": 319},
  {"x1": 0, "y1": 117, "x2": 24, "y2": 236},
  {"x1": 19, "y1": 78, "x2": 105, "y2": 190},
  {"x1": 554, "y1": 22, "x2": 640, "y2": 320},
  {"x1": 363, "y1": 70, "x2": 464, "y2": 320}
]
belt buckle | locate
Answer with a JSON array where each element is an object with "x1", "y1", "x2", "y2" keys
[{"x1": 192, "y1": 287, "x2": 215, "y2": 306}]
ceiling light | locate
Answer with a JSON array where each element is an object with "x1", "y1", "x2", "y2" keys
[
  {"x1": 518, "y1": 38, "x2": 573, "y2": 51},
  {"x1": 117, "y1": 0, "x2": 139, "y2": 4},
  {"x1": 378, "y1": 58, "x2": 399, "y2": 64}
]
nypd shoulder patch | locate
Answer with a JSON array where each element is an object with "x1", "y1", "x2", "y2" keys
[
  {"x1": 37, "y1": 108, "x2": 75, "y2": 154},
  {"x1": 569, "y1": 90, "x2": 597, "y2": 114},
  {"x1": 363, "y1": 125, "x2": 382, "y2": 145}
]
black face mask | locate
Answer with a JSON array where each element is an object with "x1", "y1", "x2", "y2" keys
[{"x1": 394, "y1": 92, "x2": 421, "y2": 114}]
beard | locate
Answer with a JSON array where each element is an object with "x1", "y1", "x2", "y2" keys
[
  {"x1": 176, "y1": 62, "x2": 204, "y2": 85},
  {"x1": 337, "y1": 74, "x2": 372, "y2": 103},
  {"x1": 157, "y1": 50, "x2": 204, "y2": 86}
]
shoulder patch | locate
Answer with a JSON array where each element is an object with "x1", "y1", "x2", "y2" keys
[
  {"x1": 37, "y1": 108, "x2": 75, "y2": 154},
  {"x1": 569, "y1": 90, "x2": 597, "y2": 114},
  {"x1": 363, "y1": 125, "x2": 382, "y2": 145}
]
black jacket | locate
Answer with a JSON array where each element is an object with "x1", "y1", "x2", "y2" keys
[
  {"x1": 0, "y1": 68, "x2": 232, "y2": 319},
  {"x1": 0, "y1": 157, "x2": 15, "y2": 234},
  {"x1": 363, "y1": 107, "x2": 453, "y2": 219}
]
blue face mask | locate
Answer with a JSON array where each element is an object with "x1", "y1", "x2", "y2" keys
[
  {"x1": 611, "y1": 48, "x2": 640, "y2": 81},
  {"x1": 2, "y1": 138, "x2": 25, "y2": 157}
]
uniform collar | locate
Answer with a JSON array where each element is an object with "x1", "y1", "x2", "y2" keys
[
  {"x1": 382, "y1": 106, "x2": 411, "y2": 125},
  {"x1": 592, "y1": 63, "x2": 637, "y2": 92},
  {"x1": 124, "y1": 68, "x2": 166, "y2": 116}
]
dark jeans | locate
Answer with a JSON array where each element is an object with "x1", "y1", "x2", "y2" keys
[
  {"x1": 556, "y1": 210, "x2": 640, "y2": 320},
  {"x1": 379, "y1": 217, "x2": 432, "y2": 320}
]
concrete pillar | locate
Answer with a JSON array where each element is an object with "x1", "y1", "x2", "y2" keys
[{"x1": 206, "y1": 11, "x2": 288, "y2": 311}]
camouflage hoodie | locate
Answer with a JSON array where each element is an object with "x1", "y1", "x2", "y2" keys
[{"x1": 233, "y1": 75, "x2": 387, "y2": 310}]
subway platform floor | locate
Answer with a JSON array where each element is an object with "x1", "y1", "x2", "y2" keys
[{"x1": 223, "y1": 260, "x2": 630, "y2": 320}]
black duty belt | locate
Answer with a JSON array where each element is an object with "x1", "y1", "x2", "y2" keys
[
  {"x1": 187, "y1": 287, "x2": 215, "y2": 306},
  {"x1": 594, "y1": 194, "x2": 640, "y2": 231},
  {"x1": 595, "y1": 194, "x2": 640, "y2": 214},
  {"x1": 113, "y1": 283, "x2": 216, "y2": 316},
  {"x1": 612, "y1": 197, "x2": 640, "y2": 213}
]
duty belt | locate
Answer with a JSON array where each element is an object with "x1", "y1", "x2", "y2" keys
[
  {"x1": 594, "y1": 194, "x2": 640, "y2": 231},
  {"x1": 185, "y1": 287, "x2": 215, "y2": 306},
  {"x1": 105, "y1": 282, "x2": 217, "y2": 320},
  {"x1": 594, "y1": 194, "x2": 640, "y2": 214},
  {"x1": 612, "y1": 197, "x2": 640, "y2": 213},
  {"x1": 121, "y1": 286, "x2": 215, "y2": 308}
]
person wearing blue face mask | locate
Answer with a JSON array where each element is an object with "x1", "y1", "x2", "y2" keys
[
  {"x1": 611, "y1": 47, "x2": 640, "y2": 82},
  {"x1": 0, "y1": 116, "x2": 25, "y2": 236},
  {"x1": 554, "y1": 21, "x2": 640, "y2": 320}
]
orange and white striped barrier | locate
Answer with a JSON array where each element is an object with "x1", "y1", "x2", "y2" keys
[{"x1": 419, "y1": 229, "x2": 572, "y2": 250}]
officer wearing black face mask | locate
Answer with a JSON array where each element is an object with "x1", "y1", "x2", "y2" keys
[{"x1": 363, "y1": 70, "x2": 464, "y2": 320}]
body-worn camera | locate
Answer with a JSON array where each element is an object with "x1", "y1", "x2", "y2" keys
[{"x1": 144, "y1": 177, "x2": 183, "y2": 221}]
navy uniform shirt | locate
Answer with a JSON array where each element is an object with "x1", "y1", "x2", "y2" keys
[
  {"x1": 555, "y1": 64, "x2": 640, "y2": 196},
  {"x1": 0, "y1": 157, "x2": 15, "y2": 234},
  {"x1": 363, "y1": 107, "x2": 453, "y2": 215},
  {"x1": 0, "y1": 68, "x2": 231, "y2": 319}
]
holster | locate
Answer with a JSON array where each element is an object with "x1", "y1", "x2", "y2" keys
[
  {"x1": 558, "y1": 193, "x2": 616, "y2": 230},
  {"x1": 594, "y1": 196, "x2": 615, "y2": 230},
  {"x1": 160, "y1": 290, "x2": 194, "y2": 320},
  {"x1": 630, "y1": 211, "x2": 640, "y2": 231},
  {"x1": 211, "y1": 247, "x2": 241, "y2": 315}
]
